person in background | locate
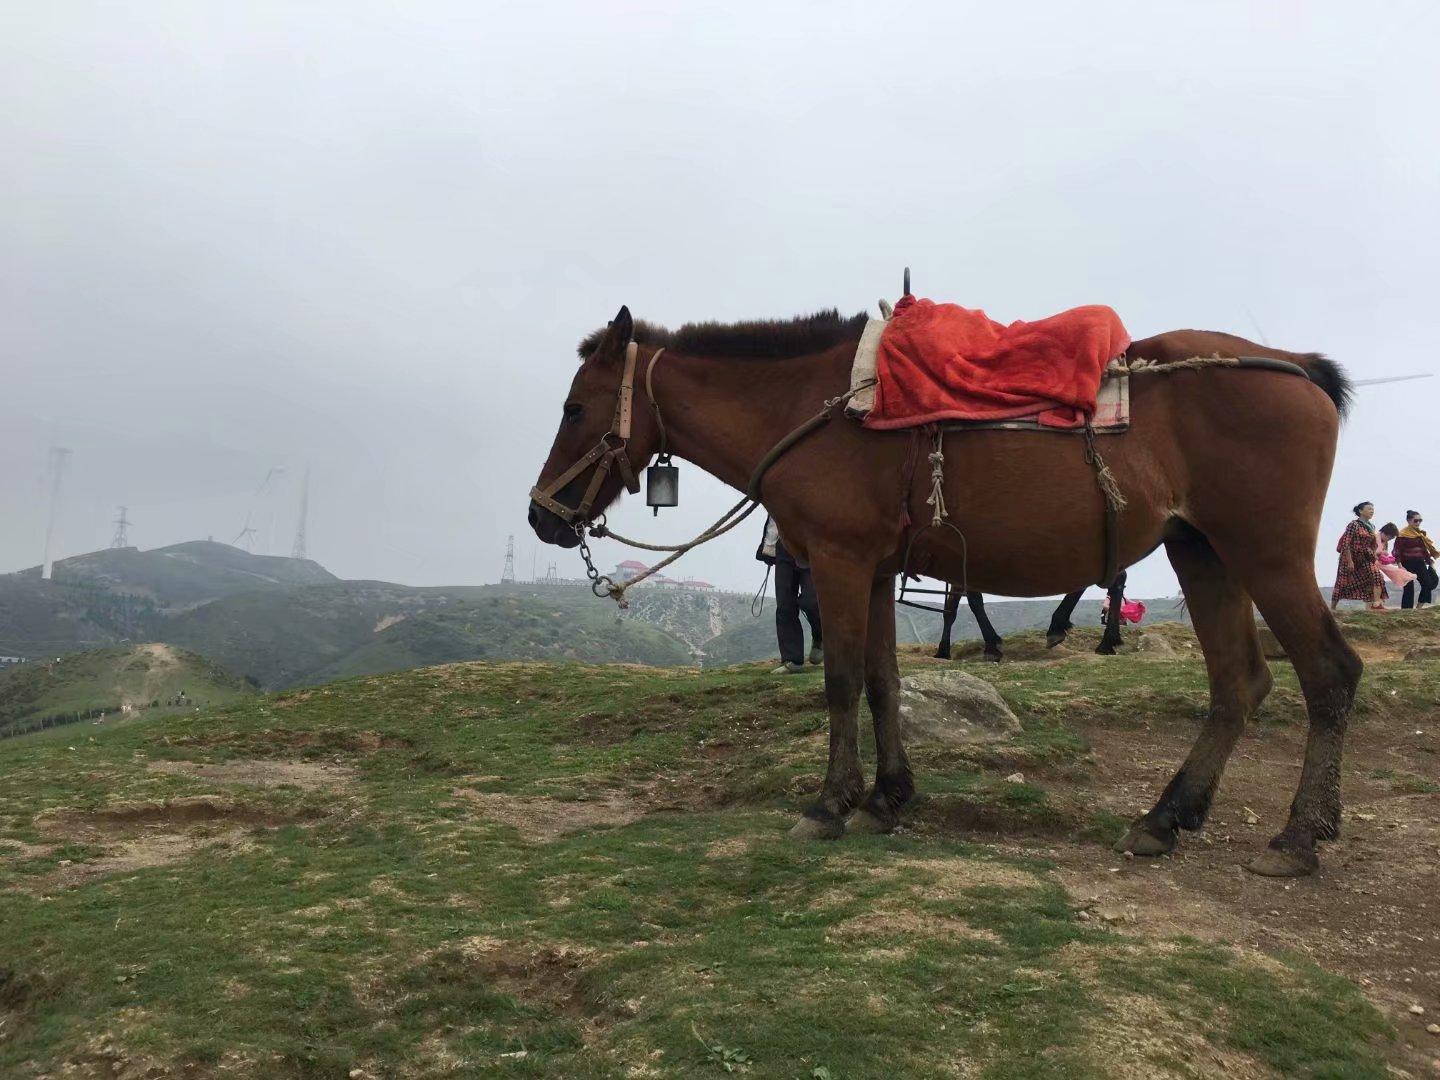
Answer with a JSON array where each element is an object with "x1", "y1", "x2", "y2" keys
[
  {"x1": 1395, "y1": 509, "x2": 1439, "y2": 609},
  {"x1": 1331, "y1": 501, "x2": 1387, "y2": 612},
  {"x1": 1376, "y1": 523, "x2": 1417, "y2": 596},
  {"x1": 756, "y1": 516, "x2": 823, "y2": 674}
]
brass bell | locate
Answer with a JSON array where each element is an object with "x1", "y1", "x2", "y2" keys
[{"x1": 646, "y1": 455, "x2": 679, "y2": 515}]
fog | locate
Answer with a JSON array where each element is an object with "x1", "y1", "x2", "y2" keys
[{"x1": 3, "y1": 2, "x2": 1436, "y2": 600}]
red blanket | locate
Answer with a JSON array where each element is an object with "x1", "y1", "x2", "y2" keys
[{"x1": 864, "y1": 296, "x2": 1131, "y2": 430}]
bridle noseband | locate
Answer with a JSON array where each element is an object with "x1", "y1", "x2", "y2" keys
[{"x1": 529, "y1": 341, "x2": 666, "y2": 526}]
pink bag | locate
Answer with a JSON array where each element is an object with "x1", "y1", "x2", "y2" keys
[{"x1": 1119, "y1": 600, "x2": 1146, "y2": 624}]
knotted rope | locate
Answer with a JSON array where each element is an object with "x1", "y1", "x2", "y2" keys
[{"x1": 925, "y1": 428, "x2": 948, "y2": 527}]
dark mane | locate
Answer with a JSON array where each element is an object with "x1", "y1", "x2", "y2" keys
[{"x1": 577, "y1": 309, "x2": 868, "y2": 361}]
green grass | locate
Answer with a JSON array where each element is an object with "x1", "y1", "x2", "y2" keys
[{"x1": 0, "y1": 650, "x2": 1404, "y2": 1078}]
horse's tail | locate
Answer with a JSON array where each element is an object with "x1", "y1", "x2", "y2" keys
[{"x1": 1297, "y1": 353, "x2": 1354, "y2": 421}]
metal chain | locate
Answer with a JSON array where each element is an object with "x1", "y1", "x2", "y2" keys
[{"x1": 573, "y1": 522, "x2": 618, "y2": 599}]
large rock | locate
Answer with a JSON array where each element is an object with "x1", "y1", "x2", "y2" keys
[
  {"x1": 898, "y1": 671, "x2": 1021, "y2": 744},
  {"x1": 1257, "y1": 625, "x2": 1288, "y2": 660}
]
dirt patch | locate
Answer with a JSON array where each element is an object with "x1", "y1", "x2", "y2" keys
[
  {"x1": 454, "y1": 789, "x2": 642, "y2": 842},
  {"x1": 704, "y1": 836, "x2": 754, "y2": 859},
  {"x1": 167, "y1": 727, "x2": 410, "y2": 753},
  {"x1": 1001, "y1": 683, "x2": 1440, "y2": 1078},
  {"x1": 37, "y1": 795, "x2": 315, "y2": 840},
  {"x1": 272, "y1": 690, "x2": 316, "y2": 708},
  {"x1": 827, "y1": 910, "x2": 1002, "y2": 946},
  {"x1": 147, "y1": 759, "x2": 354, "y2": 791},
  {"x1": 1083, "y1": 987, "x2": 1268, "y2": 1078},
  {"x1": 886, "y1": 854, "x2": 1042, "y2": 893},
  {"x1": 19, "y1": 795, "x2": 321, "y2": 888},
  {"x1": 909, "y1": 792, "x2": 1076, "y2": 839},
  {"x1": 458, "y1": 937, "x2": 601, "y2": 1018}
]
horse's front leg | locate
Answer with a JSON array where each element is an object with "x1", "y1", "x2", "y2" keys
[
  {"x1": 851, "y1": 573, "x2": 914, "y2": 833},
  {"x1": 789, "y1": 552, "x2": 872, "y2": 841}
]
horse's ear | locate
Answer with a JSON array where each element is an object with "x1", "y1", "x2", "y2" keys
[
  {"x1": 583, "y1": 306, "x2": 634, "y2": 365},
  {"x1": 612, "y1": 305, "x2": 633, "y2": 345},
  {"x1": 600, "y1": 306, "x2": 633, "y2": 360}
]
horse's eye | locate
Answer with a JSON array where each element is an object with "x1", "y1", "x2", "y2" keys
[{"x1": 563, "y1": 402, "x2": 583, "y2": 423}]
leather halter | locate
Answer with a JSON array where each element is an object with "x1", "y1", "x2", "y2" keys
[{"x1": 529, "y1": 342, "x2": 665, "y2": 525}]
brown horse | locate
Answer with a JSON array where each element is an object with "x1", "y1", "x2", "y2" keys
[{"x1": 528, "y1": 307, "x2": 1358, "y2": 878}]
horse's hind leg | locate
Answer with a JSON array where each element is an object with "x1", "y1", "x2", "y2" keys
[
  {"x1": 1047, "y1": 591, "x2": 1083, "y2": 648},
  {"x1": 1233, "y1": 560, "x2": 1362, "y2": 877},
  {"x1": 934, "y1": 586, "x2": 960, "y2": 660},
  {"x1": 789, "y1": 553, "x2": 871, "y2": 841},
  {"x1": 851, "y1": 574, "x2": 914, "y2": 834},
  {"x1": 967, "y1": 592, "x2": 1004, "y2": 661},
  {"x1": 1118, "y1": 533, "x2": 1271, "y2": 856}
]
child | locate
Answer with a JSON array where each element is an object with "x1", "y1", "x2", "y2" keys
[{"x1": 1377, "y1": 523, "x2": 1417, "y2": 594}]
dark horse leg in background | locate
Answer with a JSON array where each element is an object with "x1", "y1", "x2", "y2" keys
[
  {"x1": 934, "y1": 587, "x2": 1003, "y2": 661},
  {"x1": 1045, "y1": 570, "x2": 1130, "y2": 653},
  {"x1": 1096, "y1": 570, "x2": 1130, "y2": 655}
]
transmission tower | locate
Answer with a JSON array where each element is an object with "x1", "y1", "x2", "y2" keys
[
  {"x1": 110, "y1": 506, "x2": 131, "y2": 549},
  {"x1": 41, "y1": 447, "x2": 73, "y2": 580},
  {"x1": 291, "y1": 467, "x2": 310, "y2": 560},
  {"x1": 544, "y1": 562, "x2": 558, "y2": 584},
  {"x1": 501, "y1": 535, "x2": 516, "y2": 583}
]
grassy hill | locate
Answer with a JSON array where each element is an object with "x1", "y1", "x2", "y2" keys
[
  {"x1": 2, "y1": 610, "x2": 1435, "y2": 1076},
  {"x1": 0, "y1": 644, "x2": 254, "y2": 737},
  {"x1": 12, "y1": 540, "x2": 337, "y2": 609}
]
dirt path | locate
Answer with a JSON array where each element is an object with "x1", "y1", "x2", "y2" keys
[
  {"x1": 1030, "y1": 702, "x2": 1440, "y2": 1074},
  {"x1": 114, "y1": 642, "x2": 183, "y2": 708}
]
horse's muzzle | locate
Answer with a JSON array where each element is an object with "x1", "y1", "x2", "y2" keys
[{"x1": 528, "y1": 500, "x2": 581, "y2": 548}]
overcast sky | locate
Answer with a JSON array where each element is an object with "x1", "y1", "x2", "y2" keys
[{"x1": 3, "y1": 2, "x2": 1436, "y2": 600}]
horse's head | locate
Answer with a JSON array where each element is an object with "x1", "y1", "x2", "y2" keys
[{"x1": 528, "y1": 305, "x2": 656, "y2": 548}]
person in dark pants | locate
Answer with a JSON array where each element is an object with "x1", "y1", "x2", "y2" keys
[
  {"x1": 756, "y1": 517, "x2": 822, "y2": 674},
  {"x1": 1395, "y1": 510, "x2": 1439, "y2": 609}
]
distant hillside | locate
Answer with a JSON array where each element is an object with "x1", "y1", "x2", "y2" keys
[
  {"x1": 158, "y1": 580, "x2": 480, "y2": 689},
  {"x1": 12, "y1": 541, "x2": 336, "y2": 609},
  {"x1": 0, "y1": 643, "x2": 254, "y2": 736},
  {"x1": 0, "y1": 536, "x2": 1196, "y2": 689},
  {"x1": 0, "y1": 573, "x2": 152, "y2": 658},
  {"x1": 312, "y1": 598, "x2": 692, "y2": 681}
]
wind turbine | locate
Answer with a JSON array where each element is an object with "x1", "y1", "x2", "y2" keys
[{"x1": 232, "y1": 515, "x2": 259, "y2": 551}]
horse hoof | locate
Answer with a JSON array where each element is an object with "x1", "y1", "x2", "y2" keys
[
  {"x1": 788, "y1": 814, "x2": 845, "y2": 842},
  {"x1": 1115, "y1": 823, "x2": 1176, "y2": 857},
  {"x1": 1245, "y1": 847, "x2": 1317, "y2": 878},
  {"x1": 1046, "y1": 634, "x2": 1066, "y2": 649},
  {"x1": 847, "y1": 808, "x2": 895, "y2": 835},
  {"x1": 983, "y1": 652, "x2": 1002, "y2": 664},
  {"x1": 1096, "y1": 645, "x2": 1117, "y2": 656}
]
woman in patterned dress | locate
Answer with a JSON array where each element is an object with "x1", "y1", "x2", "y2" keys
[{"x1": 1331, "y1": 501, "x2": 1387, "y2": 611}]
